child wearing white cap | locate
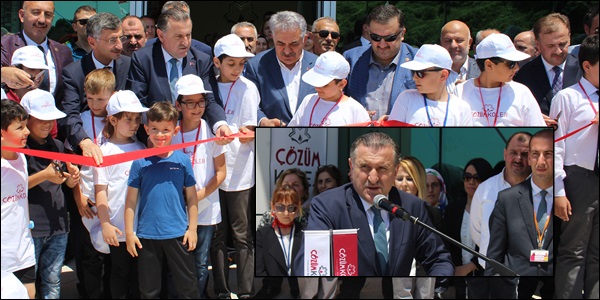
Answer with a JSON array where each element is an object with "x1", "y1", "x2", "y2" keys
[
  {"x1": 288, "y1": 51, "x2": 370, "y2": 126},
  {"x1": 456, "y1": 33, "x2": 545, "y2": 126},
  {"x1": 91, "y1": 90, "x2": 147, "y2": 298},
  {"x1": 170, "y1": 74, "x2": 228, "y2": 298},
  {"x1": 21, "y1": 89, "x2": 80, "y2": 299},
  {"x1": 211, "y1": 33, "x2": 257, "y2": 299},
  {"x1": 387, "y1": 44, "x2": 473, "y2": 126}
]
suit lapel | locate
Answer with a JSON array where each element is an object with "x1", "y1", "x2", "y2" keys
[
  {"x1": 113, "y1": 57, "x2": 128, "y2": 89},
  {"x1": 182, "y1": 52, "x2": 196, "y2": 76},
  {"x1": 387, "y1": 188, "x2": 406, "y2": 275},
  {"x1": 347, "y1": 187, "x2": 380, "y2": 275},
  {"x1": 266, "y1": 229, "x2": 288, "y2": 272},
  {"x1": 297, "y1": 55, "x2": 315, "y2": 111},
  {"x1": 152, "y1": 42, "x2": 172, "y2": 101},
  {"x1": 518, "y1": 181, "x2": 539, "y2": 249},
  {"x1": 564, "y1": 54, "x2": 582, "y2": 88},
  {"x1": 266, "y1": 51, "x2": 292, "y2": 115}
]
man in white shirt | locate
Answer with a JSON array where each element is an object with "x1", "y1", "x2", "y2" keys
[
  {"x1": 550, "y1": 33, "x2": 599, "y2": 299},
  {"x1": 469, "y1": 131, "x2": 532, "y2": 299}
]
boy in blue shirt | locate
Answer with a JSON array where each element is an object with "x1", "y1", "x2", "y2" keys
[{"x1": 124, "y1": 102, "x2": 199, "y2": 298}]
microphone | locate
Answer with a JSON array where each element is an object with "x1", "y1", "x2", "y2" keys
[{"x1": 373, "y1": 194, "x2": 410, "y2": 221}]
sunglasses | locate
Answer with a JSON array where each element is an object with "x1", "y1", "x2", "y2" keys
[
  {"x1": 274, "y1": 204, "x2": 298, "y2": 213},
  {"x1": 120, "y1": 34, "x2": 144, "y2": 42},
  {"x1": 313, "y1": 30, "x2": 340, "y2": 39},
  {"x1": 76, "y1": 19, "x2": 89, "y2": 26},
  {"x1": 490, "y1": 58, "x2": 518, "y2": 69},
  {"x1": 463, "y1": 172, "x2": 481, "y2": 182},
  {"x1": 411, "y1": 68, "x2": 444, "y2": 79},
  {"x1": 370, "y1": 31, "x2": 403, "y2": 42}
]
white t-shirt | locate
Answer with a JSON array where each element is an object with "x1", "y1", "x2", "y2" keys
[
  {"x1": 288, "y1": 94, "x2": 371, "y2": 126},
  {"x1": 173, "y1": 120, "x2": 226, "y2": 225},
  {"x1": 388, "y1": 89, "x2": 473, "y2": 126},
  {"x1": 456, "y1": 79, "x2": 546, "y2": 126},
  {"x1": 1, "y1": 270, "x2": 29, "y2": 299},
  {"x1": 88, "y1": 140, "x2": 146, "y2": 253},
  {"x1": 1, "y1": 153, "x2": 35, "y2": 273},
  {"x1": 217, "y1": 76, "x2": 258, "y2": 191}
]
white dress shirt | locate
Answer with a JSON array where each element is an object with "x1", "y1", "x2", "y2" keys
[
  {"x1": 531, "y1": 180, "x2": 554, "y2": 219},
  {"x1": 541, "y1": 56, "x2": 566, "y2": 87},
  {"x1": 23, "y1": 32, "x2": 56, "y2": 94},
  {"x1": 549, "y1": 77, "x2": 599, "y2": 196},
  {"x1": 91, "y1": 52, "x2": 114, "y2": 70},
  {"x1": 277, "y1": 51, "x2": 304, "y2": 115}
]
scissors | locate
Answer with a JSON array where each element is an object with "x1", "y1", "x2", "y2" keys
[{"x1": 51, "y1": 160, "x2": 65, "y2": 177}]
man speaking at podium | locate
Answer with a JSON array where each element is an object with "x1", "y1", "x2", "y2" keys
[{"x1": 293, "y1": 131, "x2": 453, "y2": 277}]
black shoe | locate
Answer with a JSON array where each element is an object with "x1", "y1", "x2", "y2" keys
[
  {"x1": 217, "y1": 293, "x2": 231, "y2": 299},
  {"x1": 254, "y1": 288, "x2": 280, "y2": 299}
]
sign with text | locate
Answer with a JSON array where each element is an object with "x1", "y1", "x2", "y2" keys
[
  {"x1": 303, "y1": 230, "x2": 332, "y2": 276},
  {"x1": 332, "y1": 229, "x2": 358, "y2": 276}
]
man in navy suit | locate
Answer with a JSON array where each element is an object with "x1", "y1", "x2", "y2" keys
[
  {"x1": 486, "y1": 129, "x2": 554, "y2": 298},
  {"x1": 293, "y1": 131, "x2": 453, "y2": 277},
  {"x1": 127, "y1": 8, "x2": 230, "y2": 143},
  {"x1": 244, "y1": 11, "x2": 318, "y2": 127},
  {"x1": 343, "y1": 4, "x2": 418, "y2": 121},
  {"x1": 514, "y1": 13, "x2": 582, "y2": 117},
  {"x1": 1, "y1": 1, "x2": 73, "y2": 107}
]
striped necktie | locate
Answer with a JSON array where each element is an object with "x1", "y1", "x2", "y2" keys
[{"x1": 551, "y1": 66, "x2": 562, "y2": 96}]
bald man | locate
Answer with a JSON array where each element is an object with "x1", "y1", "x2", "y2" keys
[
  {"x1": 513, "y1": 30, "x2": 538, "y2": 67},
  {"x1": 440, "y1": 20, "x2": 480, "y2": 86}
]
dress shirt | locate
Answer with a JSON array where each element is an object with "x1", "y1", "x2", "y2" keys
[
  {"x1": 366, "y1": 52, "x2": 400, "y2": 120},
  {"x1": 91, "y1": 52, "x2": 114, "y2": 70},
  {"x1": 549, "y1": 77, "x2": 599, "y2": 196},
  {"x1": 276, "y1": 51, "x2": 303, "y2": 115},
  {"x1": 541, "y1": 56, "x2": 566, "y2": 89},
  {"x1": 470, "y1": 168, "x2": 513, "y2": 267},
  {"x1": 531, "y1": 180, "x2": 553, "y2": 219},
  {"x1": 161, "y1": 47, "x2": 182, "y2": 83},
  {"x1": 360, "y1": 197, "x2": 390, "y2": 250},
  {"x1": 23, "y1": 33, "x2": 56, "y2": 94},
  {"x1": 360, "y1": 36, "x2": 371, "y2": 47}
]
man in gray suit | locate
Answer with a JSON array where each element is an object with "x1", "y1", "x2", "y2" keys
[
  {"x1": 486, "y1": 129, "x2": 554, "y2": 298},
  {"x1": 440, "y1": 20, "x2": 480, "y2": 90}
]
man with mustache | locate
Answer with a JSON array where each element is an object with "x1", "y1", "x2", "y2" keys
[
  {"x1": 232, "y1": 21, "x2": 258, "y2": 54},
  {"x1": 120, "y1": 15, "x2": 147, "y2": 57},
  {"x1": 244, "y1": 10, "x2": 318, "y2": 127},
  {"x1": 310, "y1": 17, "x2": 341, "y2": 56},
  {"x1": 469, "y1": 131, "x2": 532, "y2": 299},
  {"x1": 1, "y1": 1, "x2": 73, "y2": 108},
  {"x1": 439, "y1": 20, "x2": 480, "y2": 89}
]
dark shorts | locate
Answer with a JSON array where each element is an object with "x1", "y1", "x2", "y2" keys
[{"x1": 13, "y1": 265, "x2": 36, "y2": 284}]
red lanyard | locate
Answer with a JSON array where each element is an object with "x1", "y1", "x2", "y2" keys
[
  {"x1": 477, "y1": 78, "x2": 502, "y2": 126},
  {"x1": 578, "y1": 82, "x2": 598, "y2": 115},
  {"x1": 90, "y1": 112, "x2": 97, "y2": 144},
  {"x1": 180, "y1": 120, "x2": 201, "y2": 167},
  {"x1": 223, "y1": 79, "x2": 237, "y2": 112},
  {"x1": 309, "y1": 94, "x2": 344, "y2": 126}
]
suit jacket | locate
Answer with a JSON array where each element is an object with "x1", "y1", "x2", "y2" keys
[
  {"x1": 144, "y1": 37, "x2": 212, "y2": 57},
  {"x1": 244, "y1": 49, "x2": 318, "y2": 124},
  {"x1": 292, "y1": 183, "x2": 454, "y2": 276},
  {"x1": 126, "y1": 41, "x2": 225, "y2": 131},
  {"x1": 465, "y1": 57, "x2": 481, "y2": 80},
  {"x1": 485, "y1": 179, "x2": 553, "y2": 276},
  {"x1": 513, "y1": 54, "x2": 582, "y2": 115},
  {"x1": 343, "y1": 44, "x2": 418, "y2": 114},
  {"x1": 341, "y1": 38, "x2": 362, "y2": 54},
  {"x1": 1, "y1": 31, "x2": 74, "y2": 102},
  {"x1": 256, "y1": 220, "x2": 303, "y2": 277},
  {"x1": 59, "y1": 53, "x2": 130, "y2": 150}
]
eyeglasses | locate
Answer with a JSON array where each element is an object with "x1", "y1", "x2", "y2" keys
[
  {"x1": 75, "y1": 19, "x2": 89, "y2": 26},
  {"x1": 463, "y1": 172, "x2": 481, "y2": 183},
  {"x1": 98, "y1": 37, "x2": 122, "y2": 46},
  {"x1": 120, "y1": 34, "x2": 144, "y2": 42},
  {"x1": 490, "y1": 58, "x2": 518, "y2": 69},
  {"x1": 370, "y1": 30, "x2": 403, "y2": 42},
  {"x1": 313, "y1": 30, "x2": 340, "y2": 39},
  {"x1": 274, "y1": 204, "x2": 298, "y2": 213},
  {"x1": 178, "y1": 100, "x2": 206, "y2": 109},
  {"x1": 411, "y1": 68, "x2": 444, "y2": 79}
]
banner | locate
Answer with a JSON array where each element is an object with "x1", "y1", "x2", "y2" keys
[
  {"x1": 303, "y1": 230, "x2": 331, "y2": 276},
  {"x1": 332, "y1": 229, "x2": 358, "y2": 276}
]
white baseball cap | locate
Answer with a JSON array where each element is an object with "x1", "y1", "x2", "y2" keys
[
  {"x1": 475, "y1": 33, "x2": 530, "y2": 61},
  {"x1": 400, "y1": 44, "x2": 452, "y2": 71},
  {"x1": 174, "y1": 74, "x2": 213, "y2": 99},
  {"x1": 106, "y1": 90, "x2": 149, "y2": 116},
  {"x1": 302, "y1": 51, "x2": 350, "y2": 87},
  {"x1": 20, "y1": 89, "x2": 66, "y2": 120},
  {"x1": 214, "y1": 33, "x2": 255, "y2": 58},
  {"x1": 11, "y1": 46, "x2": 50, "y2": 70}
]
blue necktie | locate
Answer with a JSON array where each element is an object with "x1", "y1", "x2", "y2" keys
[
  {"x1": 551, "y1": 66, "x2": 562, "y2": 96},
  {"x1": 537, "y1": 190, "x2": 548, "y2": 233},
  {"x1": 37, "y1": 46, "x2": 50, "y2": 92},
  {"x1": 169, "y1": 58, "x2": 179, "y2": 103},
  {"x1": 371, "y1": 206, "x2": 388, "y2": 275}
]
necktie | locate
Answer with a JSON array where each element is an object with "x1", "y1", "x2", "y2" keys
[
  {"x1": 371, "y1": 206, "x2": 388, "y2": 275},
  {"x1": 537, "y1": 190, "x2": 548, "y2": 233},
  {"x1": 103, "y1": 65, "x2": 111, "y2": 70},
  {"x1": 169, "y1": 58, "x2": 179, "y2": 103},
  {"x1": 37, "y1": 46, "x2": 50, "y2": 91},
  {"x1": 551, "y1": 66, "x2": 562, "y2": 96}
]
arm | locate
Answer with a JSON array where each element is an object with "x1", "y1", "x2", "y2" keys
[
  {"x1": 197, "y1": 153, "x2": 226, "y2": 202},
  {"x1": 484, "y1": 197, "x2": 508, "y2": 276},
  {"x1": 95, "y1": 184, "x2": 122, "y2": 247},
  {"x1": 549, "y1": 94, "x2": 572, "y2": 221},
  {"x1": 125, "y1": 186, "x2": 142, "y2": 257},
  {"x1": 64, "y1": 162, "x2": 79, "y2": 188},
  {"x1": 183, "y1": 185, "x2": 198, "y2": 252},
  {"x1": 72, "y1": 183, "x2": 96, "y2": 219},
  {"x1": 28, "y1": 163, "x2": 67, "y2": 188}
]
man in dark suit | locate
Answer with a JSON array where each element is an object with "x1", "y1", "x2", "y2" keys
[
  {"x1": 1, "y1": 1, "x2": 73, "y2": 108},
  {"x1": 127, "y1": 8, "x2": 230, "y2": 142},
  {"x1": 486, "y1": 129, "x2": 554, "y2": 299},
  {"x1": 343, "y1": 4, "x2": 418, "y2": 121},
  {"x1": 244, "y1": 11, "x2": 318, "y2": 127},
  {"x1": 293, "y1": 131, "x2": 453, "y2": 277},
  {"x1": 514, "y1": 13, "x2": 582, "y2": 117}
]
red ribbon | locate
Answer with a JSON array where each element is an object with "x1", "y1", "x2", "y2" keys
[
  {"x1": 2, "y1": 131, "x2": 253, "y2": 167},
  {"x1": 554, "y1": 121, "x2": 594, "y2": 142}
]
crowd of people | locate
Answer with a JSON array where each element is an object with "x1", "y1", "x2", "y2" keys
[{"x1": 1, "y1": 0, "x2": 599, "y2": 299}]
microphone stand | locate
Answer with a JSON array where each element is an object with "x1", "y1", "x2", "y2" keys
[{"x1": 394, "y1": 206, "x2": 519, "y2": 277}]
